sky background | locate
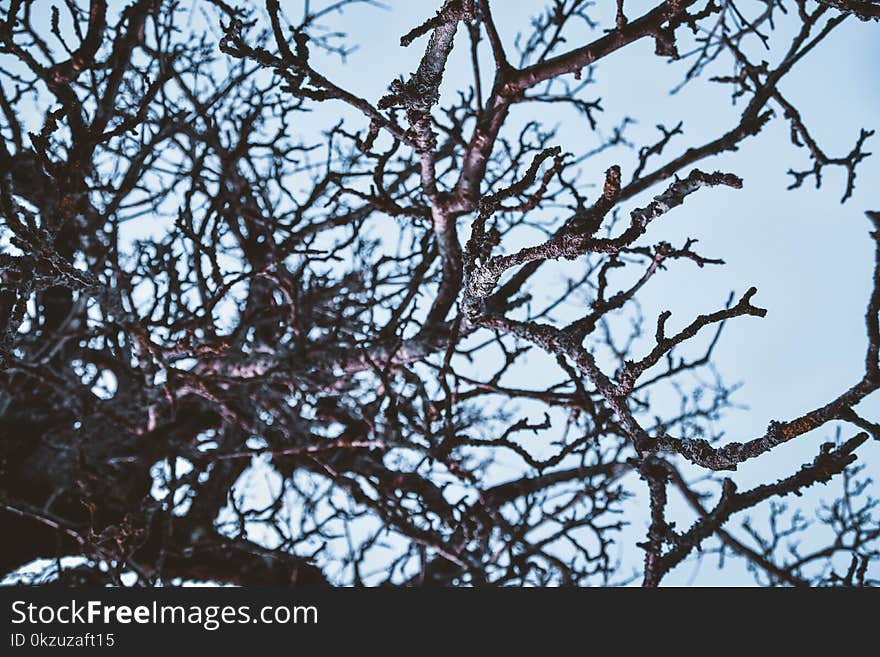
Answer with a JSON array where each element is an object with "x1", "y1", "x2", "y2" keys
[{"x1": 297, "y1": 0, "x2": 880, "y2": 584}]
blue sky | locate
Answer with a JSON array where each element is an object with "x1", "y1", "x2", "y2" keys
[{"x1": 303, "y1": 0, "x2": 880, "y2": 584}]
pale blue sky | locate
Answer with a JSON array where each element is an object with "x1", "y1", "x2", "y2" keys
[{"x1": 302, "y1": 0, "x2": 880, "y2": 584}]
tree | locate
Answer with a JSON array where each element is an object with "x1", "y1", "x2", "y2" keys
[{"x1": 0, "y1": 0, "x2": 878, "y2": 588}]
